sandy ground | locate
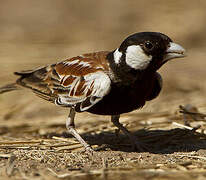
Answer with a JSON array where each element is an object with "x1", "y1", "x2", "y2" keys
[{"x1": 0, "y1": 0, "x2": 206, "y2": 179}]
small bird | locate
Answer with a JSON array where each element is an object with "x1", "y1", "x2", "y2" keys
[{"x1": 0, "y1": 32, "x2": 186, "y2": 152}]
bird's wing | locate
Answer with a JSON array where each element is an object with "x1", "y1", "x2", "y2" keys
[{"x1": 15, "y1": 51, "x2": 112, "y2": 111}]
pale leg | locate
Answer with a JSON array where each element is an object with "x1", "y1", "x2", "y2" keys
[{"x1": 66, "y1": 108, "x2": 93, "y2": 152}]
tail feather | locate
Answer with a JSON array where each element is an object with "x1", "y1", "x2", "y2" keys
[{"x1": 0, "y1": 83, "x2": 20, "y2": 94}]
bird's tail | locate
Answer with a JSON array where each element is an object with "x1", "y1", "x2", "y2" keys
[{"x1": 0, "y1": 83, "x2": 20, "y2": 94}]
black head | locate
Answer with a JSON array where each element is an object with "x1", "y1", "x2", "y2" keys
[
  {"x1": 113, "y1": 32, "x2": 186, "y2": 71},
  {"x1": 119, "y1": 32, "x2": 172, "y2": 56}
]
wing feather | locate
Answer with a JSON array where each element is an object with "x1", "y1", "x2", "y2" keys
[{"x1": 15, "y1": 51, "x2": 111, "y2": 111}]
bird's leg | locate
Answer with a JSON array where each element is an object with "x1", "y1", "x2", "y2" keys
[
  {"x1": 66, "y1": 107, "x2": 93, "y2": 152},
  {"x1": 111, "y1": 115, "x2": 146, "y2": 151}
]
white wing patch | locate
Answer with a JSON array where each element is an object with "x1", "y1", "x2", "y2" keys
[
  {"x1": 62, "y1": 59, "x2": 91, "y2": 68},
  {"x1": 56, "y1": 71, "x2": 111, "y2": 111},
  {"x1": 78, "y1": 61, "x2": 91, "y2": 67},
  {"x1": 62, "y1": 60, "x2": 79, "y2": 66},
  {"x1": 84, "y1": 71, "x2": 111, "y2": 97}
]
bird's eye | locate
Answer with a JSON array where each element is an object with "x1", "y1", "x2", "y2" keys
[{"x1": 144, "y1": 41, "x2": 154, "y2": 50}]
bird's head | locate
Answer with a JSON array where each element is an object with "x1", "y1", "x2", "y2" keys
[{"x1": 113, "y1": 32, "x2": 186, "y2": 72}]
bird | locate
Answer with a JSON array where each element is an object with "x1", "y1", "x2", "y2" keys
[{"x1": 0, "y1": 32, "x2": 186, "y2": 152}]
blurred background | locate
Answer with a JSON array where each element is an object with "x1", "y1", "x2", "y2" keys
[{"x1": 0, "y1": 0, "x2": 206, "y2": 122}]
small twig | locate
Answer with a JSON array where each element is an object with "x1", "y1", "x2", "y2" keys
[
  {"x1": 179, "y1": 105, "x2": 206, "y2": 118},
  {"x1": 6, "y1": 155, "x2": 17, "y2": 177},
  {"x1": 47, "y1": 168, "x2": 72, "y2": 178},
  {"x1": 19, "y1": 170, "x2": 30, "y2": 180},
  {"x1": 172, "y1": 122, "x2": 206, "y2": 136},
  {"x1": 0, "y1": 140, "x2": 42, "y2": 145},
  {"x1": 0, "y1": 154, "x2": 11, "y2": 158},
  {"x1": 102, "y1": 157, "x2": 108, "y2": 169},
  {"x1": 52, "y1": 136, "x2": 78, "y2": 143},
  {"x1": 48, "y1": 168, "x2": 104, "y2": 178},
  {"x1": 55, "y1": 144, "x2": 83, "y2": 152},
  {"x1": 101, "y1": 157, "x2": 108, "y2": 179},
  {"x1": 176, "y1": 154, "x2": 206, "y2": 161},
  {"x1": 172, "y1": 122, "x2": 193, "y2": 130},
  {"x1": 179, "y1": 110, "x2": 206, "y2": 118},
  {"x1": 0, "y1": 146, "x2": 31, "y2": 149}
]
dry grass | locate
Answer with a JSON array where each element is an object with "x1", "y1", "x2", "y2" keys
[{"x1": 0, "y1": 105, "x2": 206, "y2": 179}]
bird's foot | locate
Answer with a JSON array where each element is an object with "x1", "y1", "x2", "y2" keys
[
  {"x1": 79, "y1": 144, "x2": 95, "y2": 155},
  {"x1": 123, "y1": 131, "x2": 149, "y2": 152},
  {"x1": 85, "y1": 145, "x2": 95, "y2": 153},
  {"x1": 93, "y1": 144, "x2": 111, "y2": 151}
]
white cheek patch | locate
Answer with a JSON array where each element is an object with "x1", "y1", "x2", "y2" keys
[{"x1": 125, "y1": 45, "x2": 152, "y2": 70}]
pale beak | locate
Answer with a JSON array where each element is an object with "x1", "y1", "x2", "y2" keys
[{"x1": 163, "y1": 42, "x2": 186, "y2": 62}]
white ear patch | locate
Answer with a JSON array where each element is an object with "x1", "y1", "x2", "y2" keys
[{"x1": 125, "y1": 45, "x2": 152, "y2": 70}]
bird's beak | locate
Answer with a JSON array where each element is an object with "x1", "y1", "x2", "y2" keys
[{"x1": 163, "y1": 42, "x2": 186, "y2": 62}]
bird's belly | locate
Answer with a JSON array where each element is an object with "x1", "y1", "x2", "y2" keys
[{"x1": 86, "y1": 84, "x2": 148, "y2": 115}]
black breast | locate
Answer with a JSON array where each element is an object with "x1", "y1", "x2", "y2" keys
[{"x1": 86, "y1": 72, "x2": 162, "y2": 115}]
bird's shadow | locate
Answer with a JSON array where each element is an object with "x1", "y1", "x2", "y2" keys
[{"x1": 47, "y1": 128, "x2": 206, "y2": 154}]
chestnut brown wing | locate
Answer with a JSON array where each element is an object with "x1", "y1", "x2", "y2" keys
[{"x1": 15, "y1": 51, "x2": 111, "y2": 111}]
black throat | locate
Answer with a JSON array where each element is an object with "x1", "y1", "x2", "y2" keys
[{"x1": 107, "y1": 51, "x2": 148, "y2": 85}]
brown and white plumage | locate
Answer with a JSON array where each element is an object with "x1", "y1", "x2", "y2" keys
[
  {"x1": 0, "y1": 32, "x2": 186, "y2": 152},
  {"x1": 15, "y1": 51, "x2": 112, "y2": 111}
]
